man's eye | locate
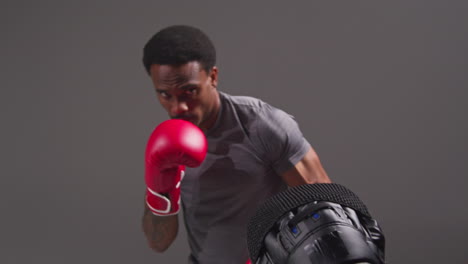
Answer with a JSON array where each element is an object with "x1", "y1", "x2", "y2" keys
[
  {"x1": 187, "y1": 88, "x2": 197, "y2": 95},
  {"x1": 158, "y1": 91, "x2": 170, "y2": 98}
]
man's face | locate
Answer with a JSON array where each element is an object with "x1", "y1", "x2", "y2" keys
[{"x1": 149, "y1": 61, "x2": 219, "y2": 131}]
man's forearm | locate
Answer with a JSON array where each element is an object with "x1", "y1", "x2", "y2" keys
[{"x1": 142, "y1": 203, "x2": 178, "y2": 252}]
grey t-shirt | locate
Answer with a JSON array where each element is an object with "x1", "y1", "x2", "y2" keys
[{"x1": 181, "y1": 92, "x2": 310, "y2": 264}]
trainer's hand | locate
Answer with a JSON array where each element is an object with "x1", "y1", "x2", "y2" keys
[{"x1": 145, "y1": 119, "x2": 207, "y2": 216}]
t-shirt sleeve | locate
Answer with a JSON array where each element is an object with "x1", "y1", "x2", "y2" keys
[{"x1": 253, "y1": 104, "x2": 311, "y2": 175}]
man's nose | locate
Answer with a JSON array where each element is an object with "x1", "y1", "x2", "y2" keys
[{"x1": 170, "y1": 99, "x2": 189, "y2": 116}]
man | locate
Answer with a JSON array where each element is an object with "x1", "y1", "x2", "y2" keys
[{"x1": 141, "y1": 25, "x2": 331, "y2": 264}]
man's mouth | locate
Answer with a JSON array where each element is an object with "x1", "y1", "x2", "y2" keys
[{"x1": 172, "y1": 115, "x2": 194, "y2": 122}]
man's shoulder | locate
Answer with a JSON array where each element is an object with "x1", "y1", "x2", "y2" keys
[
  {"x1": 220, "y1": 91, "x2": 296, "y2": 123},
  {"x1": 219, "y1": 92, "x2": 297, "y2": 132},
  {"x1": 220, "y1": 92, "x2": 267, "y2": 110}
]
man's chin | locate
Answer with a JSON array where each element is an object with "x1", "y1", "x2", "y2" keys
[
  {"x1": 171, "y1": 116, "x2": 199, "y2": 127},
  {"x1": 186, "y1": 119, "x2": 199, "y2": 126}
]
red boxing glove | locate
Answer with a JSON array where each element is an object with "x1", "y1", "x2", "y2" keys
[{"x1": 145, "y1": 119, "x2": 207, "y2": 216}]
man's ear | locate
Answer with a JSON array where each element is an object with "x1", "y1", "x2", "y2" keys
[{"x1": 209, "y1": 66, "x2": 218, "y2": 88}]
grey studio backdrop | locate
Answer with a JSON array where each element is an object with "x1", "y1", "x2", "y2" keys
[{"x1": 1, "y1": 1, "x2": 467, "y2": 263}]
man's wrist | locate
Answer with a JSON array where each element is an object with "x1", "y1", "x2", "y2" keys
[{"x1": 146, "y1": 188, "x2": 180, "y2": 216}]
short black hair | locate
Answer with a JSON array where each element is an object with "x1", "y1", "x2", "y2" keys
[{"x1": 142, "y1": 25, "x2": 216, "y2": 74}]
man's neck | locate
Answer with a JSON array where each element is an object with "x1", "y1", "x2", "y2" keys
[{"x1": 201, "y1": 91, "x2": 221, "y2": 132}]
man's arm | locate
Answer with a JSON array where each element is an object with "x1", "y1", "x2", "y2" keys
[
  {"x1": 141, "y1": 119, "x2": 207, "y2": 252},
  {"x1": 142, "y1": 201, "x2": 178, "y2": 252},
  {"x1": 281, "y1": 147, "x2": 331, "y2": 187}
]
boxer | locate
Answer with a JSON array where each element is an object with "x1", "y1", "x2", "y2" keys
[{"x1": 141, "y1": 25, "x2": 331, "y2": 264}]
